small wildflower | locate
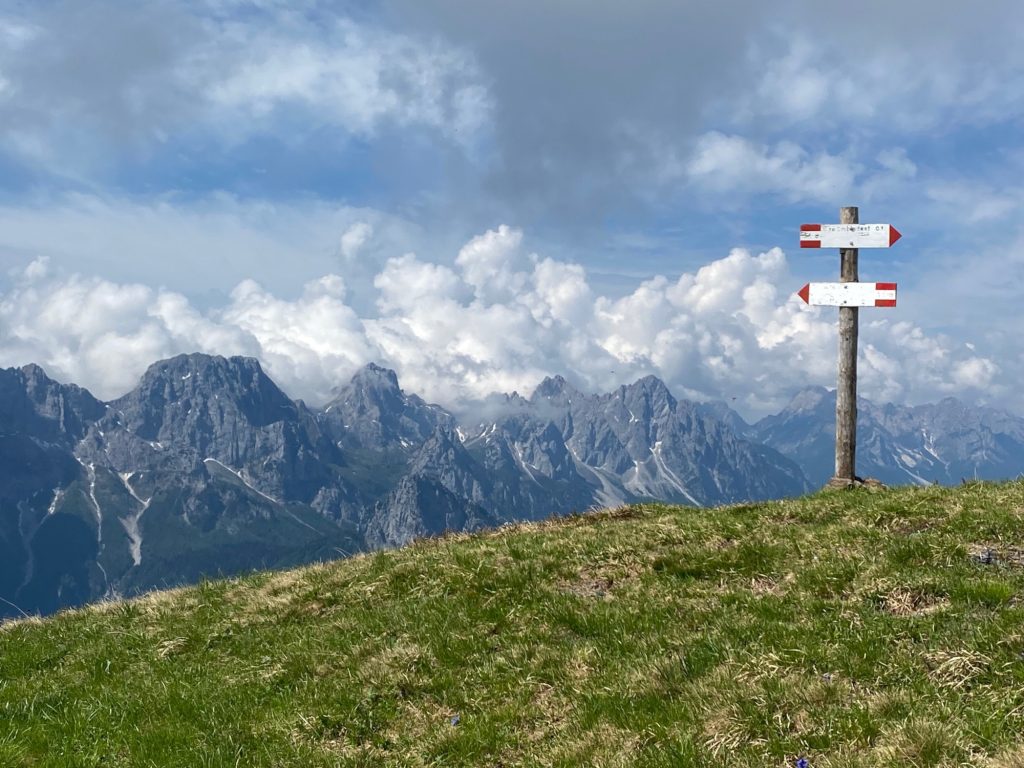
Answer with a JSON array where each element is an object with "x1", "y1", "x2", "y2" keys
[
  {"x1": 450, "y1": 714, "x2": 460, "y2": 726},
  {"x1": 796, "y1": 758, "x2": 809, "y2": 768}
]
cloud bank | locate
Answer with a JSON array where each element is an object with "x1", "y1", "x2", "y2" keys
[{"x1": 0, "y1": 226, "x2": 1004, "y2": 418}]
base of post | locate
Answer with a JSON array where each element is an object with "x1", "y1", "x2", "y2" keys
[{"x1": 825, "y1": 476, "x2": 887, "y2": 490}]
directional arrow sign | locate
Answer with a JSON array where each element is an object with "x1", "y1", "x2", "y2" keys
[
  {"x1": 800, "y1": 224, "x2": 901, "y2": 249},
  {"x1": 797, "y1": 282, "x2": 897, "y2": 307}
]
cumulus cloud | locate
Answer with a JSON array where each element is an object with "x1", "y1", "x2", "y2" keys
[{"x1": 0, "y1": 226, "x2": 1008, "y2": 418}]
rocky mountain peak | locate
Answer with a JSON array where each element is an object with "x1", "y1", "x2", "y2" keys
[
  {"x1": 348, "y1": 362, "x2": 401, "y2": 393},
  {"x1": 133, "y1": 353, "x2": 270, "y2": 395},
  {"x1": 322, "y1": 364, "x2": 453, "y2": 452},
  {"x1": 614, "y1": 376, "x2": 678, "y2": 429},
  {"x1": 15, "y1": 362, "x2": 76, "y2": 397},
  {"x1": 0, "y1": 363, "x2": 104, "y2": 444},
  {"x1": 19, "y1": 362, "x2": 50, "y2": 383},
  {"x1": 138, "y1": 352, "x2": 264, "y2": 382},
  {"x1": 329, "y1": 364, "x2": 405, "y2": 412},
  {"x1": 531, "y1": 374, "x2": 581, "y2": 405},
  {"x1": 505, "y1": 391, "x2": 530, "y2": 408},
  {"x1": 623, "y1": 375, "x2": 674, "y2": 402},
  {"x1": 116, "y1": 353, "x2": 296, "y2": 434},
  {"x1": 931, "y1": 397, "x2": 969, "y2": 418},
  {"x1": 784, "y1": 386, "x2": 832, "y2": 413}
]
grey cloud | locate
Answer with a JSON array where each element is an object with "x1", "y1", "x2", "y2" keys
[
  {"x1": 380, "y1": 0, "x2": 1024, "y2": 219},
  {"x1": 5, "y1": 0, "x2": 1023, "y2": 220},
  {"x1": 382, "y1": 0, "x2": 771, "y2": 218},
  {"x1": 0, "y1": 1, "x2": 202, "y2": 149},
  {"x1": 0, "y1": 1, "x2": 491, "y2": 178}
]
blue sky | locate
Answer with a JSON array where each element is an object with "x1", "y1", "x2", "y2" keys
[{"x1": 0, "y1": 0, "x2": 1022, "y2": 418}]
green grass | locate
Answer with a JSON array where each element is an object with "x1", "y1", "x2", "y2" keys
[{"x1": 5, "y1": 481, "x2": 1024, "y2": 766}]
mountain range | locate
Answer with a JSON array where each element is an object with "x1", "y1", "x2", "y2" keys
[
  {"x1": 749, "y1": 386, "x2": 1024, "y2": 487},
  {"x1": 2, "y1": 354, "x2": 1022, "y2": 618}
]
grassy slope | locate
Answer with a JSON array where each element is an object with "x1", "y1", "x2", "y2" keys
[{"x1": 4, "y1": 482, "x2": 1024, "y2": 767}]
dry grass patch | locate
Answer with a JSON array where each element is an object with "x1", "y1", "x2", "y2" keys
[
  {"x1": 558, "y1": 572, "x2": 615, "y2": 600},
  {"x1": 553, "y1": 722, "x2": 644, "y2": 767},
  {"x1": 222, "y1": 568, "x2": 316, "y2": 623},
  {"x1": 925, "y1": 649, "x2": 991, "y2": 690},
  {"x1": 750, "y1": 572, "x2": 795, "y2": 596},
  {"x1": 987, "y1": 745, "x2": 1024, "y2": 767},
  {"x1": 124, "y1": 584, "x2": 199, "y2": 618},
  {"x1": 878, "y1": 585, "x2": 950, "y2": 616},
  {"x1": 0, "y1": 614, "x2": 44, "y2": 632},
  {"x1": 703, "y1": 702, "x2": 765, "y2": 757},
  {"x1": 494, "y1": 681, "x2": 577, "y2": 764},
  {"x1": 557, "y1": 559, "x2": 645, "y2": 600},
  {"x1": 870, "y1": 717, "x2": 973, "y2": 766},
  {"x1": 291, "y1": 689, "x2": 458, "y2": 764},
  {"x1": 359, "y1": 636, "x2": 429, "y2": 682},
  {"x1": 154, "y1": 636, "x2": 188, "y2": 659}
]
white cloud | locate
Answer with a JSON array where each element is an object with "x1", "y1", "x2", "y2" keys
[
  {"x1": 0, "y1": 18, "x2": 37, "y2": 49},
  {"x1": 455, "y1": 224, "x2": 529, "y2": 302},
  {"x1": 340, "y1": 222, "x2": 373, "y2": 262},
  {"x1": 0, "y1": 274, "x2": 178, "y2": 397},
  {"x1": 876, "y1": 149, "x2": 917, "y2": 179},
  {"x1": 0, "y1": 194, "x2": 420, "y2": 304},
  {"x1": 0, "y1": 7, "x2": 492, "y2": 179},
  {"x1": 219, "y1": 276, "x2": 374, "y2": 401},
  {"x1": 734, "y1": 27, "x2": 1024, "y2": 136},
  {"x1": 750, "y1": 40, "x2": 833, "y2": 123},
  {"x1": 687, "y1": 132, "x2": 860, "y2": 204},
  {"x1": 926, "y1": 182, "x2": 1021, "y2": 224},
  {"x1": 20, "y1": 256, "x2": 49, "y2": 281},
  {"x1": 0, "y1": 226, "x2": 1009, "y2": 419},
  {"x1": 207, "y1": 19, "x2": 491, "y2": 144},
  {"x1": 951, "y1": 357, "x2": 998, "y2": 390},
  {"x1": 374, "y1": 254, "x2": 465, "y2": 314}
]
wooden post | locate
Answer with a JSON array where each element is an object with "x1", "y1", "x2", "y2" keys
[{"x1": 834, "y1": 206, "x2": 858, "y2": 483}]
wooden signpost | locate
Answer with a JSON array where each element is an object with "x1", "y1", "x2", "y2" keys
[{"x1": 796, "y1": 207, "x2": 902, "y2": 486}]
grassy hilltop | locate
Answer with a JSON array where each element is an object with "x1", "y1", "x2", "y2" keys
[{"x1": 4, "y1": 482, "x2": 1024, "y2": 766}]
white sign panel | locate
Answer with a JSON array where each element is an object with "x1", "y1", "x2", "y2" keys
[
  {"x1": 796, "y1": 282, "x2": 897, "y2": 307},
  {"x1": 800, "y1": 224, "x2": 902, "y2": 249}
]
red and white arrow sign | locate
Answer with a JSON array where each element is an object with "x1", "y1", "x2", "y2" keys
[
  {"x1": 797, "y1": 282, "x2": 897, "y2": 307},
  {"x1": 800, "y1": 224, "x2": 901, "y2": 249}
]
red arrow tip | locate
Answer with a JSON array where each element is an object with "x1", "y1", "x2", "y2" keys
[
  {"x1": 889, "y1": 226, "x2": 902, "y2": 246},
  {"x1": 797, "y1": 283, "x2": 810, "y2": 304}
]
